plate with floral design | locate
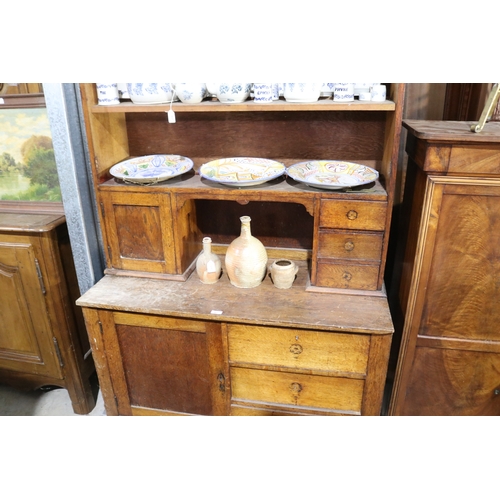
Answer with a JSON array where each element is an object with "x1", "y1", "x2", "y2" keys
[
  {"x1": 110, "y1": 154, "x2": 193, "y2": 184},
  {"x1": 199, "y1": 157, "x2": 286, "y2": 187},
  {"x1": 286, "y1": 160, "x2": 379, "y2": 189}
]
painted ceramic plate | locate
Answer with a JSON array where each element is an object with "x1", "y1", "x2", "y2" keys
[
  {"x1": 199, "y1": 157, "x2": 286, "y2": 187},
  {"x1": 110, "y1": 154, "x2": 193, "y2": 184},
  {"x1": 287, "y1": 160, "x2": 379, "y2": 190}
]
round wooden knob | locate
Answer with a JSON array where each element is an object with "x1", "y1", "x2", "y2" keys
[
  {"x1": 346, "y1": 210, "x2": 358, "y2": 220},
  {"x1": 289, "y1": 343, "x2": 303, "y2": 355},
  {"x1": 290, "y1": 382, "x2": 302, "y2": 393},
  {"x1": 344, "y1": 240, "x2": 355, "y2": 251},
  {"x1": 342, "y1": 271, "x2": 353, "y2": 281}
]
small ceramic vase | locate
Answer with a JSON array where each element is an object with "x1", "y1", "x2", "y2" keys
[
  {"x1": 196, "y1": 237, "x2": 222, "y2": 284},
  {"x1": 270, "y1": 259, "x2": 298, "y2": 289},
  {"x1": 225, "y1": 216, "x2": 268, "y2": 288}
]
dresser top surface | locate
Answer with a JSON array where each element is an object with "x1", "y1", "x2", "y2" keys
[
  {"x1": 76, "y1": 266, "x2": 394, "y2": 336},
  {"x1": 0, "y1": 212, "x2": 65, "y2": 232},
  {"x1": 404, "y1": 120, "x2": 500, "y2": 143}
]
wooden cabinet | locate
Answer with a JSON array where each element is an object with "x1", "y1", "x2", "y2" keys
[
  {"x1": 78, "y1": 265, "x2": 393, "y2": 416},
  {"x1": 389, "y1": 120, "x2": 500, "y2": 416},
  {"x1": 0, "y1": 211, "x2": 97, "y2": 414},
  {"x1": 76, "y1": 84, "x2": 405, "y2": 416}
]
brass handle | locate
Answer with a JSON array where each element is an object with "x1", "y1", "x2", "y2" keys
[
  {"x1": 289, "y1": 344, "x2": 303, "y2": 355},
  {"x1": 344, "y1": 240, "x2": 355, "y2": 251},
  {"x1": 346, "y1": 210, "x2": 358, "y2": 220}
]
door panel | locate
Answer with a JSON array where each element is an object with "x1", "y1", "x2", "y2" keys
[{"x1": 0, "y1": 240, "x2": 61, "y2": 378}]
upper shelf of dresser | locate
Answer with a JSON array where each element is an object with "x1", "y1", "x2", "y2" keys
[{"x1": 90, "y1": 99, "x2": 397, "y2": 113}]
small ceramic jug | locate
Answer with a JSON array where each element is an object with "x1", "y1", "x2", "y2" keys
[
  {"x1": 196, "y1": 237, "x2": 222, "y2": 284},
  {"x1": 270, "y1": 259, "x2": 298, "y2": 289}
]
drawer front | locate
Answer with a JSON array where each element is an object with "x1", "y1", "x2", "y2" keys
[
  {"x1": 317, "y1": 230, "x2": 383, "y2": 260},
  {"x1": 319, "y1": 200, "x2": 387, "y2": 231},
  {"x1": 227, "y1": 324, "x2": 370, "y2": 375},
  {"x1": 316, "y1": 260, "x2": 380, "y2": 290},
  {"x1": 231, "y1": 367, "x2": 364, "y2": 412}
]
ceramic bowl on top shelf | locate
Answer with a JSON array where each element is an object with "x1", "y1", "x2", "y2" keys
[
  {"x1": 126, "y1": 83, "x2": 178, "y2": 104},
  {"x1": 215, "y1": 83, "x2": 252, "y2": 103},
  {"x1": 283, "y1": 83, "x2": 323, "y2": 103},
  {"x1": 174, "y1": 83, "x2": 207, "y2": 104}
]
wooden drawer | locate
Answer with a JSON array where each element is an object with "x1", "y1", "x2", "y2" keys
[
  {"x1": 227, "y1": 324, "x2": 370, "y2": 375},
  {"x1": 231, "y1": 367, "x2": 364, "y2": 413},
  {"x1": 319, "y1": 200, "x2": 387, "y2": 231},
  {"x1": 316, "y1": 260, "x2": 380, "y2": 290},
  {"x1": 317, "y1": 230, "x2": 383, "y2": 260}
]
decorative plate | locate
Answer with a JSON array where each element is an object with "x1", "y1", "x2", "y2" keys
[
  {"x1": 110, "y1": 155, "x2": 193, "y2": 184},
  {"x1": 199, "y1": 157, "x2": 286, "y2": 187},
  {"x1": 286, "y1": 160, "x2": 379, "y2": 190}
]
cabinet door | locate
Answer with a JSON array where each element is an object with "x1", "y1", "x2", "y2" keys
[
  {"x1": 100, "y1": 191, "x2": 177, "y2": 275},
  {"x1": 0, "y1": 237, "x2": 62, "y2": 378},
  {"x1": 392, "y1": 177, "x2": 500, "y2": 415},
  {"x1": 84, "y1": 310, "x2": 229, "y2": 415}
]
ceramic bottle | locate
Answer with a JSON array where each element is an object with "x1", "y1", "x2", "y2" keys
[
  {"x1": 196, "y1": 237, "x2": 222, "y2": 284},
  {"x1": 225, "y1": 216, "x2": 268, "y2": 288}
]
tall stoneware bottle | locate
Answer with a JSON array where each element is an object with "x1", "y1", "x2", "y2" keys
[
  {"x1": 225, "y1": 216, "x2": 268, "y2": 288},
  {"x1": 196, "y1": 237, "x2": 222, "y2": 284}
]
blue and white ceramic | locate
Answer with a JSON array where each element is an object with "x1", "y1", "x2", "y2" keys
[
  {"x1": 215, "y1": 83, "x2": 252, "y2": 103},
  {"x1": 283, "y1": 83, "x2": 322, "y2": 103},
  {"x1": 320, "y1": 83, "x2": 335, "y2": 97},
  {"x1": 96, "y1": 83, "x2": 120, "y2": 105},
  {"x1": 174, "y1": 83, "x2": 207, "y2": 104},
  {"x1": 110, "y1": 154, "x2": 194, "y2": 184},
  {"x1": 253, "y1": 83, "x2": 274, "y2": 103},
  {"x1": 126, "y1": 83, "x2": 177, "y2": 104}
]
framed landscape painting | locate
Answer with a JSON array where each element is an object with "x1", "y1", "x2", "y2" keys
[{"x1": 0, "y1": 93, "x2": 62, "y2": 206}]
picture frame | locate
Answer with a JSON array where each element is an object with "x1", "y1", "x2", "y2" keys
[{"x1": 0, "y1": 89, "x2": 63, "y2": 213}]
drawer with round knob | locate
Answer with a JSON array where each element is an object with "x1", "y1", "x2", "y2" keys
[
  {"x1": 317, "y1": 229, "x2": 383, "y2": 261},
  {"x1": 230, "y1": 367, "x2": 364, "y2": 413},
  {"x1": 227, "y1": 324, "x2": 370, "y2": 375},
  {"x1": 315, "y1": 260, "x2": 380, "y2": 290},
  {"x1": 319, "y1": 200, "x2": 387, "y2": 231}
]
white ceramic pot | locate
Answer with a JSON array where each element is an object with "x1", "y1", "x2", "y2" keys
[
  {"x1": 126, "y1": 83, "x2": 176, "y2": 104},
  {"x1": 174, "y1": 83, "x2": 207, "y2": 104},
  {"x1": 283, "y1": 83, "x2": 322, "y2": 103},
  {"x1": 215, "y1": 83, "x2": 252, "y2": 103}
]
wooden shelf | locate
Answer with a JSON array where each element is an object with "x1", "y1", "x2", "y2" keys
[{"x1": 91, "y1": 98, "x2": 397, "y2": 113}]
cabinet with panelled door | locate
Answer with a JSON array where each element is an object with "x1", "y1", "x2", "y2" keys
[
  {"x1": 389, "y1": 120, "x2": 500, "y2": 416},
  {"x1": 0, "y1": 210, "x2": 96, "y2": 414},
  {"x1": 76, "y1": 83, "x2": 405, "y2": 415}
]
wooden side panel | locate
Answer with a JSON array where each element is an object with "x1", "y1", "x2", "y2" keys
[
  {"x1": 420, "y1": 183, "x2": 500, "y2": 342},
  {"x1": 400, "y1": 347, "x2": 500, "y2": 416}
]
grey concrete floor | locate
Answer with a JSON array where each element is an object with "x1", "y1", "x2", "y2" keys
[{"x1": 0, "y1": 383, "x2": 106, "y2": 416}]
